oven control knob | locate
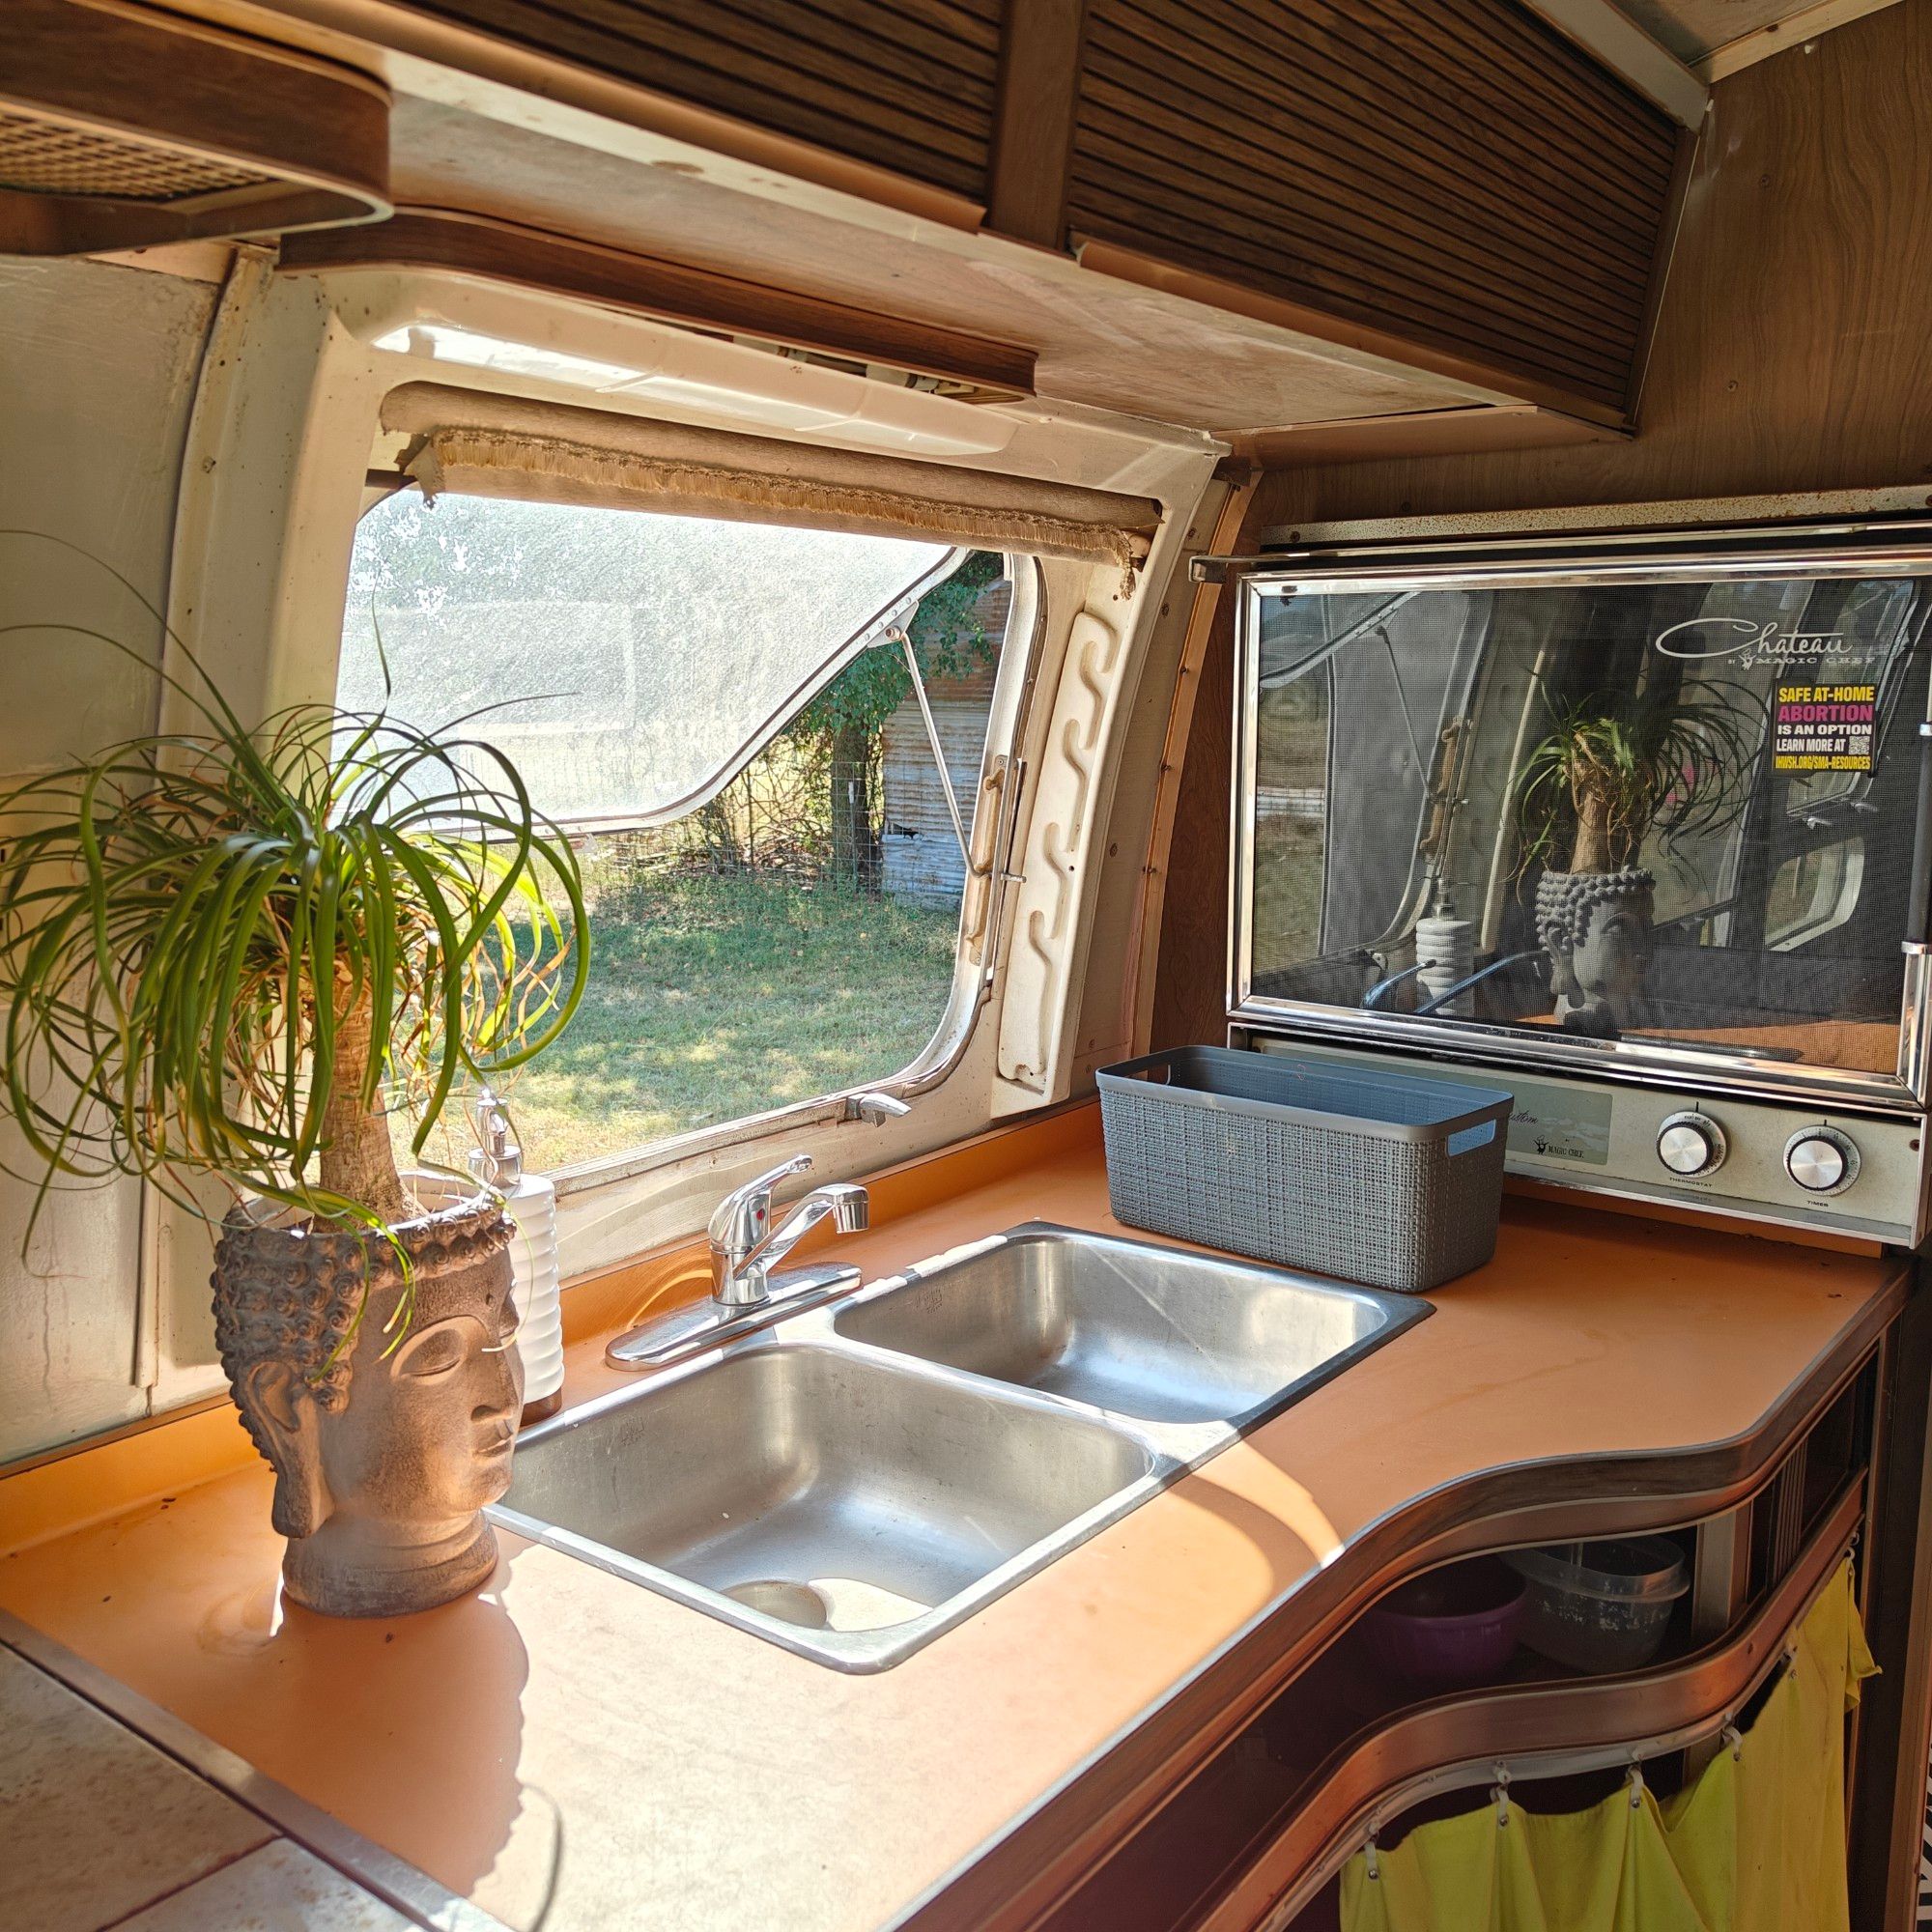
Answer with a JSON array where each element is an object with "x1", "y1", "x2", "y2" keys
[
  {"x1": 1784, "y1": 1127, "x2": 1860, "y2": 1195},
  {"x1": 1657, "y1": 1112, "x2": 1726, "y2": 1177}
]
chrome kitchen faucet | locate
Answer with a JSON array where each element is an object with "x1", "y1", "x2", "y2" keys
[{"x1": 709, "y1": 1153, "x2": 869, "y2": 1307}]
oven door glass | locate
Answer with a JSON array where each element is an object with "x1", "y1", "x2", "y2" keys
[{"x1": 1238, "y1": 554, "x2": 1932, "y2": 1089}]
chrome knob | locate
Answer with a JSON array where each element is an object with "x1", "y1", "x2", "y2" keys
[
  {"x1": 1657, "y1": 1112, "x2": 1726, "y2": 1177},
  {"x1": 1784, "y1": 1127, "x2": 1859, "y2": 1195}
]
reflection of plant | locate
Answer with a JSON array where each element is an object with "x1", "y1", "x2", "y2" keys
[
  {"x1": 1517, "y1": 681, "x2": 1763, "y2": 875},
  {"x1": 0, "y1": 567, "x2": 588, "y2": 1268}
]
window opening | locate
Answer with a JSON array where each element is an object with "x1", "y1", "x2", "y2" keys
[{"x1": 338, "y1": 492, "x2": 1016, "y2": 1171}]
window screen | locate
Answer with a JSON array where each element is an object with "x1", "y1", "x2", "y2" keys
[{"x1": 339, "y1": 493, "x2": 957, "y2": 826}]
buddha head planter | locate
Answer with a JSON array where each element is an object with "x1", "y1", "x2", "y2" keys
[
  {"x1": 213, "y1": 1177, "x2": 522, "y2": 1619},
  {"x1": 1535, "y1": 867, "x2": 1656, "y2": 1038}
]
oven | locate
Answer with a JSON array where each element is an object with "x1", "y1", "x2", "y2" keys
[{"x1": 1215, "y1": 518, "x2": 1932, "y2": 1243}]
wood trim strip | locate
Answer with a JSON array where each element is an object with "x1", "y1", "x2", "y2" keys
[
  {"x1": 1123, "y1": 473, "x2": 1255, "y2": 1056},
  {"x1": 1623, "y1": 121, "x2": 1703, "y2": 419},
  {"x1": 905, "y1": 1273, "x2": 1907, "y2": 1930},
  {"x1": 985, "y1": 0, "x2": 1088, "y2": 248},
  {"x1": 277, "y1": 206, "x2": 1037, "y2": 396},
  {"x1": 1072, "y1": 237, "x2": 1634, "y2": 426},
  {"x1": 1231, "y1": 407, "x2": 1626, "y2": 469},
  {"x1": 1698, "y1": 0, "x2": 1904, "y2": 80}
]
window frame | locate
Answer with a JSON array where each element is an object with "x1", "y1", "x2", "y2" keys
[{"x1": 337, "y1": 483, "x2": 1047, "y2": 1196}]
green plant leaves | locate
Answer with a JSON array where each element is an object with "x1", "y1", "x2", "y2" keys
[
  {"x1": 0, "y1": 609, "x2": 588, "y2": 1246},
  {"x1": 1515, "y1": 677, "x2": 1766, "y2": 877}
]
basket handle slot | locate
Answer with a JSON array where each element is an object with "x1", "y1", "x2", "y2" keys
[{"x1": 1446, "y1": 1119, "x2": 1498, "y2": 1157}]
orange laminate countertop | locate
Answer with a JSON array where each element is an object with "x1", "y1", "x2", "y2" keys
[{"x1": 0, "y1": 1108, "x2": 1909, "y2": 1932}]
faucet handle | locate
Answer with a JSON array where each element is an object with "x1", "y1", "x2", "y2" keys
[{"x1": 708, "y1": 1152, "x2": 812, "y2": 1249}]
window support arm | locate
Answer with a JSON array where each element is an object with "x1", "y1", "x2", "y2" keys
[{"x1": 894, "y1": 626, "x2": 970, "y2": 866}]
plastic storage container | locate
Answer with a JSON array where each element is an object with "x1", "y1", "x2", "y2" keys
[
  {"x1": 1095, "y1": 1045, "x2": 1512, "y2": 1293},
  {"x1": 1363, "y1": 1557, "x2": 1527, "y2": 1692},
  {"x1": 1504, "y1": 1537, "x2": 1690, "y2": 1673}
]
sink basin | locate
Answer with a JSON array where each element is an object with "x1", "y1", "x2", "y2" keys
[
  {"x1": 835, "y1": 1224, "x2": 1408, "y2": 1425},
  {"x1": 495, "y1": 1341, "x2": 1155, "y2": 1669},
  {"x1": 494, "y1": 1226, "x2": 1427, "y2": 1670}
]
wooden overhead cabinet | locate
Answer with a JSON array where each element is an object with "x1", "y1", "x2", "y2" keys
[{"x1": 0, "y1": 0, "x2": 390, "y2": 254}]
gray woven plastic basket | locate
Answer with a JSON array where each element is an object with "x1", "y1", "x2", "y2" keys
[{"x1": 1096, "y1": 1046, "x2": 1512, "y2": 1293}]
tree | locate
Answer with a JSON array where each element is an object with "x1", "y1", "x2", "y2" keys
[{"x1": 790, "y1": 552, "x2": 1004, "y2": 889}]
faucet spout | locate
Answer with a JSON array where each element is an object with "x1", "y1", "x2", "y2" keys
[{"x1": 708, "y1": 1155, "x2": 869, "y2": 1308}]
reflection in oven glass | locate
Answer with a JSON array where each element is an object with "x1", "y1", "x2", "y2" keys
[{"x1": 1245, "y1": 567, "x2": 1932, "y2": 1076}]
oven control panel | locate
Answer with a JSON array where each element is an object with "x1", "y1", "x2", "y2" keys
[{"x1": 1233, "y1": 1030, "x2": 1927, "y2": 1246}]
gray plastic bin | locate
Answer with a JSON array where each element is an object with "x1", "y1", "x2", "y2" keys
[{"x1": 1095, "y1": 1046, "x2": 1512, "y2": 1293}]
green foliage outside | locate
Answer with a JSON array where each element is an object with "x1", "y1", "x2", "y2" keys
[
  {"x1": 787, "y1": 549, "x2": 1004, "y2": 744},
  {"x1": 393, "y1": 549, "x2": 1008, "y2": 1171}
]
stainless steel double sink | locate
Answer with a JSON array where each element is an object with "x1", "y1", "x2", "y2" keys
[{"x1": 492, "y1": 1224, "x2": 1428, "y2": 1671}]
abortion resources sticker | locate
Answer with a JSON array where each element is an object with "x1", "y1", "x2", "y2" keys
[{"x1": 1773, "y1": 684, "x2": 1878, "y2": 773}]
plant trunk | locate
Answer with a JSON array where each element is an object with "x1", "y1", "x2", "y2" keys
[
  {"x1": 830, "y1": 722, "x2": 879, "y2": 893},
  {"x1": 317, "y1": 986, "x2": 410, "y2": 1224},
  {"x1": 1569, "y1": 780, "x2": 1617, "y2": 874}
]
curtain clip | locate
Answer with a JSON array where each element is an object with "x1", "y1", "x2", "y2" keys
[
  {"x1": 1365, "y1": 1831, "x2": 1380, "y2": 1881},
  {"x1": 1627, "y1": 1756, "x2": 1646, "y2": 1808},
  {"x1": 1492, "y1": 1764, "x2": 1513, "y2": 1829},
  {"x1": 1722, "y1": 1721, "x2": 1744, "y2": 1761}
]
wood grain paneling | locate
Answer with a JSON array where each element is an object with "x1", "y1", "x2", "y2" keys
[
  {"x1": 1253, "y1": 0, "x2": 1932, "y2": 528},
  {"x1": 1149, "y1": 584, "x2": 1236, "y2": 1052},
  {"x1": 986, "y1": 0, "x2": 1089, "y2": 246},
  {"x1": 1066, "y1": 0, "x2": 1684, "y2": 416},
  {"x1": 1, "y1": 0, "x2": 390, "y2": 254},
  {"x1": 389, "y1": 0, "x2": 1003, "y2": 200}
]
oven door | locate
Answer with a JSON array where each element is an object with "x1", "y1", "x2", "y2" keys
[{"x1": 1229, "y1": 527, "x2": 1932, "y2": 1111}]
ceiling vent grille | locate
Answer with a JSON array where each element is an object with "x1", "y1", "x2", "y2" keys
[
  {"x1": 0, "y1": 111, "x2": 277, "y2": 203},
  {"x1": 3, "y1": 1, "x2": 390, "y2": 254}
]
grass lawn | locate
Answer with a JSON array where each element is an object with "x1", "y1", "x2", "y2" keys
[{"x1": 469, "y1": 870, "x2": 960, "y2": 1172}]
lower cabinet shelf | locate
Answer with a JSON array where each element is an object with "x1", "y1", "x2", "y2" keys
[{"x1": 1040, "y1": 1473, "x2": 1866, "y2": 1932}]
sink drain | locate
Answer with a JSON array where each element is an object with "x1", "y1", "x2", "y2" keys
[{"x1": 723, "y1": 1579, "x2": 832, "y2": 1629}]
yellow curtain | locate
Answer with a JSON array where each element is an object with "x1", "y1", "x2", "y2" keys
[{"x1": 1341, "y1": 1560, "x2": 1878, "y2": 1932}]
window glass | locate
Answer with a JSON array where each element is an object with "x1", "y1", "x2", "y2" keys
[
  {"x1": 339, "y1": 495, "x2": 1013, "y2": 1170},
  {"x1": 1245, "y1": 565, "x2": 1932, "y2": 1074},
  {"x1": 339, "y1": 495, "x2": 958, "y2": 825}
]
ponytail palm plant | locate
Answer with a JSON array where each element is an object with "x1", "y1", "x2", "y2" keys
[
  {"x1": 1517, "y1": 679, "x2": 1764, "y2": 876},
  {"x1": 0, "y1": 598, "x2": 588, "y2": 1268}
]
